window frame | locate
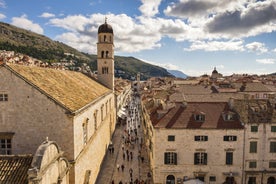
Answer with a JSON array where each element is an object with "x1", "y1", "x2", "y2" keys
[
  {"x1": 194, "y1": 152, "x2": 207, "y2": 165},
  {"x1": 0, "y1": 93, "x2": 8, "y2": 101},
  {"x1": 164, "y1": 152, "x2": 177, "y2": 165},
  {"x1": 270, "y1": 142, "x2": 276, "y2": 153},
  {"x1": 194, "y1": 135, "x2": 208, "y2": 141},
  {"x1": 226, "y1": 152, "x2": 233, "y2": 165},
  {"x1": 249, "y1": 141, "x2": 257, "y2": 153},
  {"x1": 167, "y1": 135, "x2": 175, "y2": 142},
  {"x1": 249, "y1": 161, "x2": 257, "y2": 168},
  {"x1": 251, "y1": 125, "x2": 258, "y2": 132},
  {"x1": 269, "y1": 161, "x2": 276, "y2": 168},
  {"x1": 271, "y1": 126, "x2": 276, "y2": 132},
  {"x1": 223, "y1": 135, "x2": 237, "y2": 141}
]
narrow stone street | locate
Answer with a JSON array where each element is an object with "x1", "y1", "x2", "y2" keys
[{"x1": 96, "y1": 93, "x2": 152, "y2": 184}]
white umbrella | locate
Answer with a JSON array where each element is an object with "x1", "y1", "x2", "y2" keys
[{"x1": 183, "y1": 179, "x2": 204, "y2": 184}]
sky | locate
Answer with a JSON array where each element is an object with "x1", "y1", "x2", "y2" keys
[{"x1": 0, "y1": 0, "x2": 276, "y2": 76}]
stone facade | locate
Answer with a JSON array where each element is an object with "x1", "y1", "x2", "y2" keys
[
  {"x1": 28, "y1": 140, "x2": 70, "y2": 184},
  {"x1": 0, "y1": 64, "x2": 116, "y2": 184}
]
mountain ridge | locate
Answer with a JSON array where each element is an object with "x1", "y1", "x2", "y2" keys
[{"x1": 0, "y1": 21, "x2": 174, "y2": 80}]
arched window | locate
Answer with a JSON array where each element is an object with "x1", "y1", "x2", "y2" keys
[
  {"x1": 94, "y1": 110, "x2": 98, "y2": 131},
  {"x1": 106, "y1": 51, "x2": 109, "y2": 58},
  {"x1": 101, "y1": 105, "x2": 104, "y2": 121},
  {"x1": 101, "y1": 51, "x2": 104, "y2": 58},
  {"x1": 166, "y1": 175, "x2": 175, "y2": 184},
  {"x1": 102, "y1": 67, "x2": 109, "y2": 74},
  {"x1": 104, "y1": 35, "x2": 106, "y2": 42},
  {"x1": 83, "y1": 118, "x2": 88, "y2": 145},
  {"x1": 267, "y1": 177, "x2": 275, "y2": 184}
]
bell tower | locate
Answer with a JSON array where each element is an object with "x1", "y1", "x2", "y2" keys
[{"x1": 97, "y1": 18, "x2": 114, "y2": 90}]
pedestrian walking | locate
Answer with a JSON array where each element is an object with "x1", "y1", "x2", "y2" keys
[
  {"x1": 129, "y1": 168, "x2": 133, "y2": 178},
  {"x1": 117, "y1": 163, "x2": 120, "y2": 171},
  {"x1": 141, "y1": 156, "x2": 144, "y2": 163},
  {"x1": 111, "y1": 147, "x2": 114, "y2": 154},
  {"x1": 123, "y1": 152, "x2": 126, "y2": 160},
  {"x1": 121, "y1": 164, "x2": 125, "y2": 172}
]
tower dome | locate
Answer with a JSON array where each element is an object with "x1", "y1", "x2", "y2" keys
[
  {"x1": 98, "y1": 18, "x2": 113, "y2": 34},
  {"x1": 212, "y1": 67, "x2": 218, "y2": 74}
]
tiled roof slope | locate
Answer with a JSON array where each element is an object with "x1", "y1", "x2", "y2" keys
[
  {"x1": 5, "y1": 64, "x2": 110, "y2": 113},
  {"x1": 0, "y1": 155, "x2": 33, "y2": 184},
  {"x1": 154, "y1": 102, "x2": 243, "y2": 129}
]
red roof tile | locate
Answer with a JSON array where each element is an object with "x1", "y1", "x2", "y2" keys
[{"x1": 153, "y1": 102, "x2": 243, "y2": 129}]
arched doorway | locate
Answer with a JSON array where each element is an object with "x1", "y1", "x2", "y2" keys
[
  {"x1": 267, "y1": 177, "x2": 275, "y2": 184},
  {"x1": 224, "y1": 177, "x2": 236, "y2": 184},
  {"x1": 166, "y1": 175, "x2": 175, "y2": 184}
]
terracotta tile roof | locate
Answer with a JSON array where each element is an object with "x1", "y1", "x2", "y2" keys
[
  {"x1": 154, "y1": 102, "x2": 243, "y2": 129},
  {"x1": 233, "y1": 82, "x2": 272, "y2": 92},
  {"x1": 0, "y1": 155, "x2": 33, "y2": 184},
  {"x1": 4, "y1": 64, "x2": 111, "y2": 113}
]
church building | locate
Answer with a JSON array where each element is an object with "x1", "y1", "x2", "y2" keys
[{"x1": 0, "y1": 20, "x2": 116, "y2": 184}]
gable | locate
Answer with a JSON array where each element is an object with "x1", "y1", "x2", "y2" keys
[{"x1": 5, "y1": 64, "x2": 111, "y2": 113}]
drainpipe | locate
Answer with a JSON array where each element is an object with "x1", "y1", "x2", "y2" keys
[{"x1": 242, "y1": 122, "x2": 246, "y2": 184}]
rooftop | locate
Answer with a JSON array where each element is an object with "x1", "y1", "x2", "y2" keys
[
  {"x1": 4, "y1": 63, "x2": 111, "y2": 113},
  {"x1": 153, "y1": 102, "x2": 243, "y2": 129},
  {"x1": 0, "y1": 155, "x2": 33, "y2": 184}
]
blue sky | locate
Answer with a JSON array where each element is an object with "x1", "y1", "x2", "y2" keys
[{"x1": 0, "y1": 0, "x2": 276, "y2": 76}]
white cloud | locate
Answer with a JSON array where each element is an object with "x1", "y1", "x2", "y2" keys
[
  {"x1": 184, "y1": 40, "x2": 244, "y2": 52},
  {"x1": 139, "y1": 0, "x2": 162, "y2": 17},
  {"x1": 11, "y1": 14, "x2": 44, "y2": 34},
  {"x1": 245, "y1": 42, "x2": 268, "y2": 53},
  {"x1": 40, "y1": 12, "x2": 55, "y2": 18},
  {"x1": 0, "y1": 13, "x2": 6, "y2": 20},
  {"x1": 0, "y1": 0, "x2": 6, "y2": 8},
  {"x1": 46, "y1": 1, "x2": 276, "y2": 55},
  {"x1": 256, "y1": 58, "x2": 275, "y2": 64}
]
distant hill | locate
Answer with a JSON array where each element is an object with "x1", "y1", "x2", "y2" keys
[
  {"x1": 167, "y1": 69, "x2": 188, "y2": 79},
  {"x1": 0, "y1": 22, "x2": 173, "y2": 80}
]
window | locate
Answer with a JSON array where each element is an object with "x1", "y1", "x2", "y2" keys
[
  {"x1": 101, "y1": 51, "x2": 104, "y2": 58},
  {"x1": 194, "y1": 152, "x2": 207, "y2": 165},
  {"x1": 226, "y1": 152, "x2": 233, "y2": 165},
  {"x1": 223, "y1": 135, "x2": 237, "y2": 141},
  {"x1": 269, "y1": 161, "x2": 276, "y2": 168},
  {"x1": 94, "y1": 110, "x2": 98, "y2": 131},
  {"x1": 83, "y1": 119, "x2": 88, "y2": 145},
  {"x1": 102, "y1": 67, "x2": 109, "y2": 74},
  {"x1": 270, "y1": 142, "x2": 276, "y2": 153},
  {"x1": 209, "y1": 176, "x2": 216, "y2": 182},
  {"x1": 101, "y1": 105, "x2": 104, "y2": 121},
  {"x1": 248, "y1": 177, "x2": 256, "y2": 184},
  {"x1": 164, "y1": 152, "x2": 177, "y2": 165},
  {"x1": 271, "y1": 126, "x2": 276, "y2": 132},
  {"x1": 195, "y1": 135, "x2": 208, "y2": 141},
  {"x1": 0, "y1": 138, "x2": 12, "y2": 155},
  {"x1": 0, "y1": 93, "x2": 8, "y2": 101},
  {"x1": 168, "y1": 135, "x2": 175, "y2": 141},
  {"x1": 224, "y1": 113, "x2": 235, "y2": 121},
  {"x1": 194, "y1": 114, "x2": 205, "y2": 121},
  {"x1": 251, "y1": 125, "x2": 258, "y2": 132},
  {"x1": 249, "y1": 161, "x2": 257, "y2": 168},
  {"x1": 250, "y1": 141, "x2": 257, "y2": 153}
]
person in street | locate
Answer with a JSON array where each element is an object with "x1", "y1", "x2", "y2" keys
[
  {"x1": 121, "y1": 164, "x2": 125, "y2": 171},
  {"x1": 117, "y1": 163, "x2": 120, "y2": 171}
]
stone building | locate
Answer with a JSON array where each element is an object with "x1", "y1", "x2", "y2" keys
[
  {"x1": 0, "y1": 20, "x2": 116, "y2": 184},
  {"x1": 0, "y1": 139, "x2": 70, "y2": 184},
  {"x1": 233, "y1": 96, "x2": 276, "y2": 184},
  {"x1": 142, "y1": 99, "x2": 244, "y2": 184}
]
